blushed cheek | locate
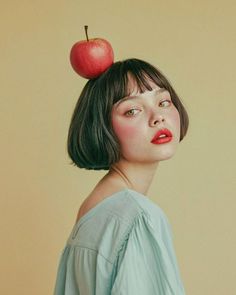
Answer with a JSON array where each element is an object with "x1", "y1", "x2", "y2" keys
[{"x1": 112, "y1": 120, "x2": 138, "y2": 143}]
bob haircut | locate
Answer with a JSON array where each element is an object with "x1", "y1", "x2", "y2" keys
[{"x1": 67, "y1": 58, "x2": 189, "y2": 170}]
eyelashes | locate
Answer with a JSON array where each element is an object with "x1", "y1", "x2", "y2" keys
[
  {"x1": 124, "y1": 99, "x2": 172, "y2": 117},
  {"x1": 124, "y1": 109, "x2": 140, "y2": 117},
  {"x1": 159, "y1": 99, "x2": 172, "y2": 107}
]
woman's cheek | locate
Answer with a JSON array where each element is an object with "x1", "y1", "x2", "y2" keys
[
  {"x1": 171, "y1": 109, "x2": 181, "y2": 138},
  {"x1": 112, "y1": 119, "x2": 138, "y2": 142}
]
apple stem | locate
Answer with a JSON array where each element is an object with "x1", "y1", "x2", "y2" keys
[{"x1": 84, "y1": 25, "x2": 89, "y2": 41}]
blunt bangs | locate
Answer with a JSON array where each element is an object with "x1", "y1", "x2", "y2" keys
[{"x1": 96, "y1": 59, "x2": 171, "y2": 106}]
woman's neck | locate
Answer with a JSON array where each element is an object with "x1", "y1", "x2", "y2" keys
[{"x1": 107, "y1": 159, "x2": 159, "y2": 196}]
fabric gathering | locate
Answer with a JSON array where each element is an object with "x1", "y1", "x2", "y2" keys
[{"x1": 53, "y1": 189, "x2": 186, "y2": 295}]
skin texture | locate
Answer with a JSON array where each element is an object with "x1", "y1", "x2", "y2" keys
[{"x1": 111, "y1": 79, "x2": 180, "y2": 164}]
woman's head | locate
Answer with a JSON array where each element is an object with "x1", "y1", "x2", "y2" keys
[{"x1": 67, "y1": 58, "x2": 189, "y2": 170}]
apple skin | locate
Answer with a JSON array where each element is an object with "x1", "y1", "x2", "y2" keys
[{"x1": 70, "y1": 38, "x2": 114, "y2": 79}]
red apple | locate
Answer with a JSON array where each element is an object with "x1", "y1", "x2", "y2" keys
[{"x1": 70, "y1": 26, "x2": 114, "y2": 79}]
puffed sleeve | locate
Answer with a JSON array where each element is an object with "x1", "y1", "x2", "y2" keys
[{"x1": 111, "y1": 211, "x2": 186, "y2": 295}]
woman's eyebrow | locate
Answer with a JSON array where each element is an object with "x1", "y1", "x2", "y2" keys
[{"x1": 114, "y1": 88, "x2": 167, "y2": 109}]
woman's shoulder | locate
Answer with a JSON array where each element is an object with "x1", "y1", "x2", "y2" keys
[
  {"x1": 75, "y1": 184, "x2": 135, "y2": 224},
  {"x1": 76, "y1": 185, "x2": 168, "y2": 227},
  {"x1": 67, "y1": 189, "x2": 144, "y2": 262},
  {"x1": 67, "y1": 188, "x2": 172, "y2": 263}
]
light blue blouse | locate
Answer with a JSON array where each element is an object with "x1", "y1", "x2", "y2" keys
[{"x1": 53, "y1": 189, "x2": 186, "y2": 295}]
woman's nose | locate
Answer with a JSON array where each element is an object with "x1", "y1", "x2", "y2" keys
[{"x1": 150, "y1": 113, "x2": 165, "y2": 126}]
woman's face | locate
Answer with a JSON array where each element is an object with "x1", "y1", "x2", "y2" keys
[{"x1": 111, "y1": 78, "x2": 181, "y2": 164}]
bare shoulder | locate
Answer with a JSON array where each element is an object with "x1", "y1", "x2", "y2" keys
[{"x1": 75, "y1": 179, "x2": 127, "y2": 223}]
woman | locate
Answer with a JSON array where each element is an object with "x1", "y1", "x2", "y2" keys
[{"x1": 54, "y1": 58, "x2": 189, "y2": 294}]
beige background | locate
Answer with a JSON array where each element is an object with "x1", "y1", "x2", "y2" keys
[{"x1": 1, "y1": 0, "x2": 235, "y2": 294}]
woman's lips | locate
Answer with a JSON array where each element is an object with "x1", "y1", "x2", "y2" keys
[{"x1": 151, "y1": 128, "x2": 173, "y2": 144}]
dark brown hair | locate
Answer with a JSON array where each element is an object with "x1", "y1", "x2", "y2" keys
[{"x1": 67, "y1": 58, "x2": 189, "y2": 170}]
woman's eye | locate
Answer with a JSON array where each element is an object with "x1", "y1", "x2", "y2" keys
[
  {"x1": 159, "y1": 100, "x2": 171, "y2": 107},
  {"x1": 124, "y1": 109, "x2": 140, "y2": 116}
]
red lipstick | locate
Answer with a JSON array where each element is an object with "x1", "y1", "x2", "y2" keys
[{"x1": 151, "y1": 128, "x2": 173, "y2": 144}]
